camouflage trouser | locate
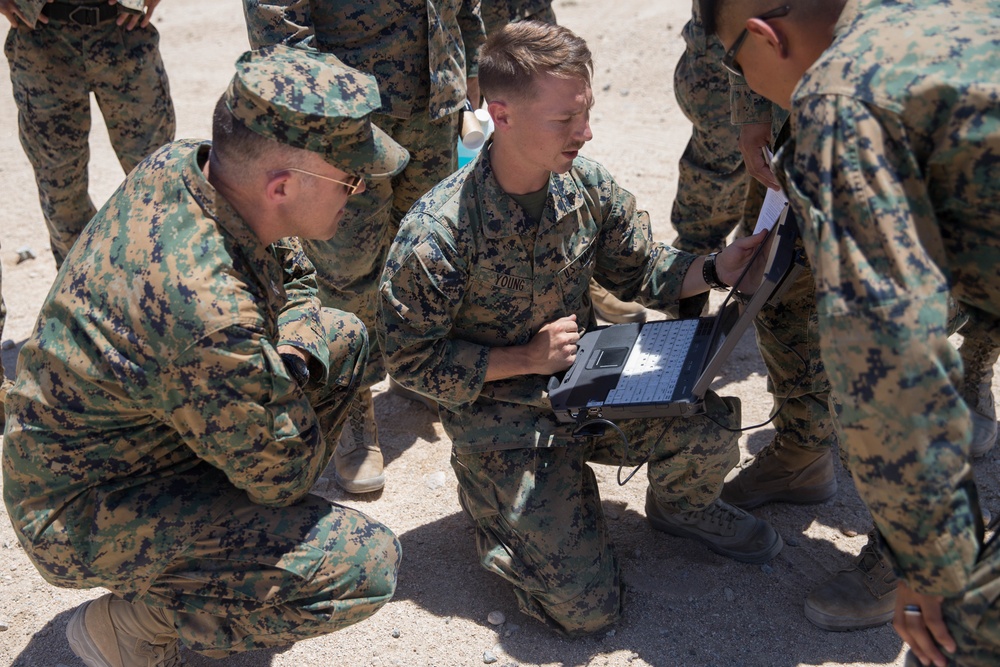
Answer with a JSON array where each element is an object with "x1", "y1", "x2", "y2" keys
[
  {"x1": 4, "y1": 19, "x2": 175, "y2": 266},
  {"x1": 481, "y1": 1, "x2": 557, "y2": 35},
  {"x1": 302, "y1": 109, "x2": 459, "y2": 390},
  {"x1": 451, "y1": 393, "x2": 740, "y2": 636},
  {"x1": 671, "y1": 9, "x2": 834, "y2": 453},
  {"x1": 140, "y1": 493, "x2": 401, "y2": 657},
  {"x1": 0, "y1": 250, "x2": 10, "y2": 427}
]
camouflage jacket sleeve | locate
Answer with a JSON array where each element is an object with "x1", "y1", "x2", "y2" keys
[
  {"x1": 458, "y1": 0, "x2": 486, "y2": 78},
  {"x1": 273, "y1": 236, "x2": 331, "y2": 383},
  {"x1": 592, "y1": 178, "x2": 698, "y2": 319},
  {"x1": 379, "y1": 216, "x2": 491, "y2": 411},
  {"x1": 782, "y1": 95, "x2": 979, "y2": 596},
  {"x1": 242, "y1": 0, "x2": 315, "y2": 49},
  {"x1": 164, "y1": 324, "x2": 328, "y2": 508},
  {"x1": 729, "y1": 74, "x2": 773, "y2": 126}
]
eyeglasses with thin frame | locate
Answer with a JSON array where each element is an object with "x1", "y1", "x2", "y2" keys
[
  {"x1": 273, "y1": 167, "x2": 364, "y2": 195},
  {"x1": 722, "y1": 5, "x2": 792, "y2": 78}
]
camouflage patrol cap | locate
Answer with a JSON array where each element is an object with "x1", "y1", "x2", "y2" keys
[{"x1": 225, "y1": 44, "x2": 408, "y2": 178}]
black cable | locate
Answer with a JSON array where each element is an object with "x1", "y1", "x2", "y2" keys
[
  {"x1": 572, "y1": 416, "x2": 675, "y2": 487},
  {"x1": 700, "y1": 316, "x2": 808, "y2": 433}
]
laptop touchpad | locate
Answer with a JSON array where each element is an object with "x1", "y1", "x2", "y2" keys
[{"x1": 589, "y1": 347, "x2": 628, "y2": 369}]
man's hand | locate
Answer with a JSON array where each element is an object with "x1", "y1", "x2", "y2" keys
[
  {"x1": 277, "y1": 344, "x2": 312, "y2": 386},
  {"x1": 715, "y1": 230, "x2": 769, "y2": 287},
  {"x1": 739, "y1": 121, "x2": 780, "y2": 191},
  {"x1": 486, "y1": 314, "x2": 581, "y2": 381},
  {"x1": 893, "y1": 584, "x2": 956, "y2": 667},
  {"x1": 110, "y1": 0, "x2": 160, "y2": 30},
  {"x1": 0, "y1": 0, "x2": 48, "y2": 27}
]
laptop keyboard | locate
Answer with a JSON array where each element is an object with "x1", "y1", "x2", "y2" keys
[{"x1": 605, "y1": 319, "x2": 700, "y2": 405}]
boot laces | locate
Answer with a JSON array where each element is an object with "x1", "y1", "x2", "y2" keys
[
  {"x1": 749, "y1": 439, "x2": 780, "y2": 468},
  {"x1": 693, "y1": 500, "x2": 739, "y2": 532}
]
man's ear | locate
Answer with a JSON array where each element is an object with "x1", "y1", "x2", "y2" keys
[
  {"x1": 747, "y1": 17, "x2": 788, "y2": 58},
  {"x1": 488, "y1": 99, "x2": 511, "y2": 131},
  {"x1": 264, "y1": 170, "x2": 292, "y2": 203}
]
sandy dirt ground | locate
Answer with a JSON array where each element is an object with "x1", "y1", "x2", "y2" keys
[{"x1": 1, "y1": 2, "x2": 998, "y2": 666}]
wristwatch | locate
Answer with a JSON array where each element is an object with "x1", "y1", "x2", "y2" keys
[{"x1": 702, "y1": 252, "x2": 729, "y2": 291}]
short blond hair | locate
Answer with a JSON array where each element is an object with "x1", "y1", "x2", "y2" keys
[{"x1": 479, "y1": 21, "x2": 593, "y2": 103}]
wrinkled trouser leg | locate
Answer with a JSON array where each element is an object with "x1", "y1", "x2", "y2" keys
[
  {"x1": 142, "y1": 494, "x2": 401, "y2": 657},
  {"x1": 5, "y1": 21, "x2": 173, "y2": 266},
  {"x1": 451, "y1": 392, "x2": 739, "y2": 636}
]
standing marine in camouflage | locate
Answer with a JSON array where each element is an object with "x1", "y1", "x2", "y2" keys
[
  {"x1": 672, "y1": 0, "x2": 859, "y2": 630},
  {"x1": 677, "y1": 0, "x2": 999, "y2": 634},
  {"x1": 242, "y1": 0, "x2": 486, "y2": 495},
  {"x1": 2, "y1": 0, "x2": 175, "y2": 267},
  {"x1": 378, "y1": 21, "x2": 782, "y2": 636},
  {"x1": 2, "y1": 45, "x2": 409, "y2": 665},
  {"x1": 706, "y1": 0, "x2": 1000, "y2": 664}
]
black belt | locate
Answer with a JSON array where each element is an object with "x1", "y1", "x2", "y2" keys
[{"x1": 42, "y1": 2, "x2": 119, "y2": 26}]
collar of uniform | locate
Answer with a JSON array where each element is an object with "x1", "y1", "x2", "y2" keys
[
  {"x1": 473, "y1": 144, "x2": 586, "y2": 239},
  {"x1": 180, "y1": 142, "x2": 287, "y2": 306},
  {"x1": 834, "y1": 0, "x2": 862, "y2": 37}
]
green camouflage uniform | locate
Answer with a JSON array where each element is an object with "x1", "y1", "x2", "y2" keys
[
  {"x1": 480, "y1": 0, "x2": 555, "y2": 35},
  {"x1": 378, "y1": 151, "x2": 741, "y2": 635},
  {"x1": 777, "y1": 0, "x2": 1000, "y2": 660},
  {"x1": 673, "y1": 2, "x2": 834, "y2": 456},
  {"x1": 2, "y1": 46, "x2": 408, "y2": 656},
  {"x1": 4, "y1": 0, "x2": 175, "y2": 266},
  {"x1": 243, "y1": 0, "x2": 485, "y2": 388},
  {"x1": 0, "y1": 253, "x2": 9, "y2": 430}
]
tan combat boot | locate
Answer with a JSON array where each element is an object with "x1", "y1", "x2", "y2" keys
[
  {"x1": 590, "y1": 281, "x2": 648, "y2": 324},
  {"x1": 959, "y1": 333, "x2": 999, "y2": 457},
  {"x1": 66, "y1": 593, "x2": 181, "y2": 667},
  {"x1": 334, "y1": 388, "x2": 385, "y2": 493},
  {"x1": 721, "y1": 435, "x2": 838, "y2": 509},
  {"x1": 645, "y1": 488, "x2": 783, "y2": 564},
  {"x1": 804, "y1": 531, "x2": 898, "y2": 631}
]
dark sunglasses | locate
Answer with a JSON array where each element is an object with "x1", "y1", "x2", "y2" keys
[{"x1": 722, "y1": 5, "x2": 792, "y2": 77}]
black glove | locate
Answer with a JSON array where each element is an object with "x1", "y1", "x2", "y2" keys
[{"x1": 279, "y1": 352, "x2": 310, "y2": 387}]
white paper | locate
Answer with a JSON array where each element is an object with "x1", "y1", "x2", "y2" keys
[{"x1": 753, "y1": 147, "x2": 789, "y2": 234}]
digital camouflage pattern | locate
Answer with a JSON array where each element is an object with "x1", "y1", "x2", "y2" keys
[
  {"x1": 777, "y1": 0, "x2": 1000, "y2": 655},
  {"x1": 243, "y1": 0, "x2": 485, "y2": 390},
  {"x1": 380, "y1": 152, "x2": 701, "y2": 451},
  {"x1": 1, "y1": 140, "x2": 397, "y2": 654},
  {"x1": 243, "y1": 0, "x2": 485, "y2": 121},
  {"x1": 378, "y1": 152, "x2": 741, "y2": 633},
  {"x1": 227, "y1": 45, "x2": 408, "y2": 178},
  {"x1": 4, "y1": 0, "x2": 175, "y2": 266},
  {"x1": 452, "y1": 391, "x2": 739, "y2": 635},
  {"x1": 0, "y1": 252, "x2": 10, "y2": 431},
  {"x1": 480, "y1": 0, "x2": 556, "y2": 35},
  {"x1": 673, "y1": 2, "x2": 833, "y2": 454}
]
